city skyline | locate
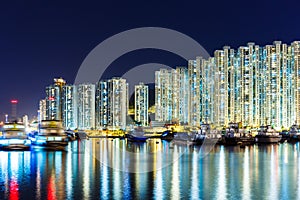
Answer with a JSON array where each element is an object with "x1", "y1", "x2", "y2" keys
[
  {"x1": 1, "y1": 1, "x2": 299, "y2": 120},
  {"x1": 31, "y1": 40, "x2": 300, "y2": 131},
  {"x1": 2, "y1": 38, "x2": 300, "y2": 121}
]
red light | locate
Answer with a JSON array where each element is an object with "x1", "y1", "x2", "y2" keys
[
  {"x1": 48, "y1": 97, "x2": 55, "y2": 101},
  {"x1": 11, "y1": 100, "x2": 18, "y2": 104},
  {"x1": 9, "y1": 177, "x2": 19, "y2": 200}
]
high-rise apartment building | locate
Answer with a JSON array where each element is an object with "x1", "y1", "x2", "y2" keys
[
  {"x1": 134, "y1": 82, "x2": 148, "y2": 126},
  {"x1": 77, "y1": 83, "x2": 95, "y2": 130},
  {"x1": 45, "y1": 78, "x2": 66, "y2": 120},
  {"x1": 95, "y1": 81, "x2": 109, "y2": 129},
  {"x1": 155, "y1": 41, "x2": 300, "y2": 130},
  {"x1": 62, "y1": 85, "x2": 77, "y2": 129},
  {"x1": 155, "y1": 67, "x2": 189, "y2": 124},
  {"x1": 38, "y1": 99, "x2": 47, "y2": 122},
  {"x1": 95, "y1": 78, "x2": 128, "y2": 130}
]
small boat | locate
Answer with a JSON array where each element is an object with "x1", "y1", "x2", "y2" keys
[
  {"x1": 0, "y1": 122, "x2": 31, "y2": 150},
  {"x1": 224, "y1": 123, "x2": 240, "y2": 145},
  {"x1": 197, "y1": 124, "x2": 222, "y2": 145},
  {"x1": 279, "y1": 130, "x2": 290, "y2": 143},
  {"x1": 29, "y1": 120, "x2": 68, "y2": 147},
  {"x1": 172, "y1": 128, "x2": 206, "y2": 145},
  {"x1": 161, "y1": 130, "x2": 174, "y2": 141},
  {"x1": 172, "y1": 131, "x2": 196, "y2": 144},
  {"x1": 65, "y1": 130, "x2": 77, "y2": 141},
  {"x1": 223, "y1": 123, "x2": 255, "y2": 146},
  {"x1": 127, "y1": 127, "x2": 148, "y2": 142},
  {"x1": 288, "y1": 125, "x2": 300, "y2": 143},
  {"x1": 255, "y1": 125, "x2": 282, "y2": 143}
]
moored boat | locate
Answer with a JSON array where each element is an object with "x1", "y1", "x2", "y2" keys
[
  {"x1": 29, "y1": 120, "x2": 68, "y2": 147},
  {"x1": 288, "y1": 124, "x2": 300, "y2": 143},
  {"x1": 161, "y1": 130, "x2": 174, "y2": 141},
  {"x1": 172, "y1": 127, "x2": 207, "y2": 145},
  {"x1": 222, "y1": 123, "x2": 241, "y2": 145},
  {"x1": 255, "y1": 125, "x2": 282, "y2": 143},
  {"x1": 127, "y1": 127, "x2": 148, "y2": 142},
  {"x1": 0, "y1": 122, "x2": 31, "y2": 150}
]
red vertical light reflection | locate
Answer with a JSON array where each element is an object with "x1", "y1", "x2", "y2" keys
[
  {"x1": 9, "y1": 177, "x2": 19, "y2": 200},
  {"x1": 47, "y1": 175, "x2": 56, "y2": 200}
]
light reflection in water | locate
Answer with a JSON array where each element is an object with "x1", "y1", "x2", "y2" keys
[
  {"x1": 242, "y1": 147, "x2": 250, "y2": 200},
  {"x1": 47, "y1": 172, "x2": 56, "y2": 200},
  {"x1": 83, "y1": 142, "x2": 91, "y2": 199},
  {"x1": 190, "y1": 149, "x2": 199, "y2": 199},
  {"x1": 170, "y1": 145, "x2": 180, "y2": 199},
  {"x1": 298, "y1": 143, "x2": 300, "y2": 199},
  {"x1": 9, "y1": 176, "x2": 18, "y2": 200},
  {"x1": 0, "y1": 141, "x2": 300, "y2": 199},
  {"x1": 216, "y1": 146, "x2": 226, "y2": 200},
  {"x1": 269, "y1": 145, "x2": 279, "y2": 199},
  {"x1": 66, "y1": 147, "x2": 72, "y2": 199}
]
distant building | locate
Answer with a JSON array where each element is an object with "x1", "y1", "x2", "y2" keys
[
  {"x1": 95, "y1": 81, "x2": 109, "y2": 129},
  {"x1": 22, "y1": 115, "x2": 28, "y2": 130},
  {"x1": 38, "y1": 99, "x2": 47, "y2": 122},
  {"x1": 77, "y1": 83, "x2": 95, "y2": 130},
  {"x1": 155, "y1": 41, "x2": 300, "y2": 130},
  {"x1": 45, "y1": 78, "x2": 66, "y2": 120},
  {"x1": 62, "y1": 85, "x2": 77, "y2": 130},
  {"x1": 95, "y1": 77, "x2": 128, "y2": 130},
  {"x1": 155, "y1": 67, "x2": 189, "y2": 124},
  {"x1": 135, "y1": 82, "x2": 148, "y2": 126}
]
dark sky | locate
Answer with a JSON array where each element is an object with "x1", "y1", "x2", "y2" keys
[{"x1": 0, "y1": 0, "x2": 300, "y2": 120}]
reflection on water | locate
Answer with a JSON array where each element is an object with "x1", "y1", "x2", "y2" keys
[{"x1": 0, "y1": 140, "x2": 300, "y2": 199}]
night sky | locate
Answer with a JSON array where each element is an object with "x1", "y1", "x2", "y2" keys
[{"x1": 0, "y1": 0, "x2": 300, "y2": 120}]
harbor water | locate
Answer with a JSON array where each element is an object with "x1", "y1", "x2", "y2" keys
[{"x1": 0, "y1": 139, "x2": 300, "y2": 199}]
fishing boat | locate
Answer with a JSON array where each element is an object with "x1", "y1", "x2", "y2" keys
[
  {"x1": 255, "y1": 125, "x2": 282, "y2": 143},
  {"x1": 127, "y1": 126, "x2": 148, "y2": 142},
  {"x1": 29, "y1": 120, "x2": 68, "y2": 147},
  {"x1": 222, "y1": 123, "x2": 255, "y2": 146},
  {"x1": 0, "y1": 122, "x2": 31, "y2": 150}
]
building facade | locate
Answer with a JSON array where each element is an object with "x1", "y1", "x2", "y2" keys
[
  {"x1": 38, "y1": 99, "x2": 47, "y2": 122},
  {"x1": 62, "y1": 85, "x2": 77, "y2": 129},
  {"x1": 95, "y1": 78, "x2": 128, "y2": 130},
  {"x1": 155, "y1": 41, "x2": 300, "y2": 130},
  {"x1": 155, "y1": 67, "x2": 189, "y2": 124},
  {"x1": 77, "y1": 83, "x2": 95, "y2": 130},
  {"x1": 134, "y1": 82, "x2": 149, "y2": 126},
  {"x1": 45, "y1": 78, "x2": 66, "y2": 120}
]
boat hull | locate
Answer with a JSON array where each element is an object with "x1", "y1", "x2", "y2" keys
[
  {"x1": 29, "y1": 135, "x2": 68, "y2": 147},
  {"x1": 127, "y1": 135, "x2": 148, "y2": 142},
  {"x1": 0, "y1": 139, "x2": 31, "y2": 150},
  {"x1": 239, "y1": 137, "x2": 255, "y2": 145},
  {"x1": 32, "y1": 141, "x2": 68, "y2": 147},
  {"x1": 255, "y1": 136, "x2": 281, "y2": 143}
]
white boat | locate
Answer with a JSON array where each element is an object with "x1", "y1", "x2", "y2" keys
[
  {"x1": 0, "y1": 122, "x2": 31, "y2": 150},
  {"x1": 255, "y1": 125, "x2": 282, "y2": 143},
  {"x1": 29, "y1": 120, "x2": 68, "y2": 147}
]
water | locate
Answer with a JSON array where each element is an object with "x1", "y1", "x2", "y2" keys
[{"x1": 0, "y1": 139, "x2": 300, "y2": 199}]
